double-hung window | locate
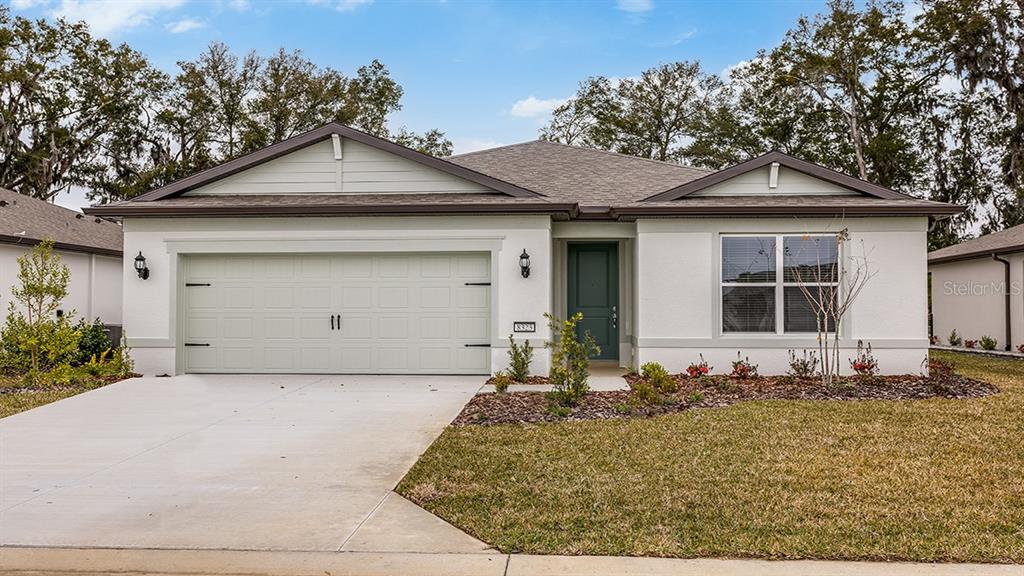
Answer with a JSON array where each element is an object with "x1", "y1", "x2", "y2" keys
[{"x1": 721, "y1": 234, "x2": 839, "y2": 335}]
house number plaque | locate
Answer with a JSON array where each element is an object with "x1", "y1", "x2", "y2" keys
[{"x1": 513, "y1": 321, "x2": 536, "y2": 333}]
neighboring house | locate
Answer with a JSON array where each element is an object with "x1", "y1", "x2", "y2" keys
[
  {"x1": 0, "y1": 187, "x2": 123, "y2": 331},
  {"x1": 84, "y1": 123, "x2": 961, "y2": 376},
  {"x1": 929, "y1": 224, "x2": 1024, "y2": 351}
]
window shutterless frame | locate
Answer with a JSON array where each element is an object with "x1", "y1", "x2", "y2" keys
[{"x1": 720, "y1": 233, "x2": 841, "y2": 336}]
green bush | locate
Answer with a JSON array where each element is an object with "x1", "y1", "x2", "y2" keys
[
  {"x1": 980, "y1": 335, "x2": 998, "y2": 351},
  {"x1": 629, "y1": 378, "x2": 661, "y2": 406},
  {"x1": 1, "y1": 313, "x2": 80, "y2": 377},
  {"x1": 74, "y1": 318, "x2": 111, "y2": 366},
  {"x1": 948, "y1": 329, "x2": 962, "y2": 347},
  {"x1": 492, "y1": 370, "x2": 512, "y2": 393},
  {"x1": 545, "y1": 312, "x2": 599, "y2": 408},
  {"x1": 507, "y1": 335, "x2": 533, "y2": 382},
  {"x1": 640, "y1": 362, "x2": 676, "y2": 393},
  {"x1": 686, "y1": 390, "x2": 705, "y2": 403}
]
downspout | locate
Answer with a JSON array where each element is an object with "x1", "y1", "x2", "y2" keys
[{"x1": 993, "y1": 253, "x2": 1012, "y2": 351}]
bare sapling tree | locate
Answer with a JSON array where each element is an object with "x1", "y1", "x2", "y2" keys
[{"x1": 790, "y1": 228, "x2": 875, "y2": 385}]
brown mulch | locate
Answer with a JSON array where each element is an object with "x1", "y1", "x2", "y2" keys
[
  {"x1": 484, "y1": 375, "x2": 550, "y2": 386},
  {"x1": 453, "y1": 368, "x2": 997, "y2": 426}
]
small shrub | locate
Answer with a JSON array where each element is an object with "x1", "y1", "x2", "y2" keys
[
  {"x1": 612, "y1": 402, "x2": 633, "y2": 415},
  {"x1": 849, "y1": 340, "x2": 878, "y2": 375},
  {"x1": 492, "y1": 370, "x2": 512, "y2": 393},
  {"x1": 964, "y1": 339, "x2": 978, "y2": 349},
  {"x1": 641, "y1": 362, "x2": 676, "y2": 393},
  {"x1": 74, "y1": 318, "x2": 111, "y2": 366},
  {"x1": 686, "y1": 390, "x2": 705, "y2": 403},
  {"x1": 980, "y1": 335, "x2": 998, "y2": 351},
  {"x1": 545, "y1": 402, "x2": 572, "y2": 417},
  {"x1": 948, "y1": 329, "x2": 962, "y2": 347},
  {"x1": 545, "y1": 312, "x2": 599, "y2": 408},
  {"x1": 686, "y1": 354, "x2": 711, "y2": 378},
  {"x1": 730, "y1": 352, "x2": 758, "y2": 379},
  {"x1": 1018, "y1": 344, "x2": 1024, "y2": 354},
  {"x1": 928, "y1": 358, "x2": 955, "y2": 377},
  {"x1": 507, "y1": 335, "x2": 533, "y2": 382},
  {"x1": 929, "y1": 335, "x2": 940, "y2": 345},
  {"x1": 787, "y1": 349, "x2": 819, "y2": 378},
  {"x1": 628, "y1": 378, "x2": 661, "y2": 406}
]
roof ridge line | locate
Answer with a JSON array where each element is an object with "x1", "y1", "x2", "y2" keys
[{"x1": 532, "y1": 139, "x2": 714, "y2": 172}]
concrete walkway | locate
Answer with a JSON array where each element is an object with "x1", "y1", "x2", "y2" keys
[
  {"x1": 0, "y1": 374, "x2": 490, "y2": 553},
  {"x1": 1, "y1": 547, "x2": 1019, "y2": 576}
]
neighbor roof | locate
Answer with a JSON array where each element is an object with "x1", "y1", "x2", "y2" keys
[
  {"x1": 928, "y1": 223, "x2": 1024, "y2": 264},
  {"x1": 83, "y1": 124, "x2": 964, "y2": 220},
  {"x1": 0, "y1": 188, "x2": 122, "y2": 256}
]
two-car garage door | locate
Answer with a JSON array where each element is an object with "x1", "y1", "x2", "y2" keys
[{"x1": 182, "y1": 253, "x2": 491, "y2": 374}]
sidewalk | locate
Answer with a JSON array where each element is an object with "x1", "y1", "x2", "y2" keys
[{"x1": 1, "y1": 547, "x2": 1019, "y2": 576}]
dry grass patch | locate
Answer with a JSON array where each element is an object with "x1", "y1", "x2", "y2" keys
[
  {"x1": 0, "y1": 376, "x2": 118, "y2": 418},
  {"x1": 397, "y1": 351, "x2": 1024, "y2": 562}
]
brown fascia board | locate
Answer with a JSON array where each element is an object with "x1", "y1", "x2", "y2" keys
[
  {"x1": 612, "y1": 203, "x2": 966, "y2": 220},
  {"x1": 0, "y1": 234, "x2": 123, "y2": 257},
  {"x1": 83, "y1": 202, "x2": 579, "y2": 219},
  {"x1": 928, "y1": 244, "x2": 1024, "y2": 265},
  {"x1": 644, "y1": 151, "x2": 913, "y2": 202},
  {"x1": 131, "y1": 123, "x2": 543, "y2": 202}
]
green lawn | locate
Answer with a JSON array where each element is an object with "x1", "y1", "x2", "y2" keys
[
  {"x1": 397, "y1": 351, "x2": 1024, "y2": 562},
  {"x1": 0, "y1": 376, "x2": 114, "y2": 418}
]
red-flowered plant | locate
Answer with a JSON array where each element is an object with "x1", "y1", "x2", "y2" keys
[
  {"x1": 964, "y1": 339, "x2": 978, "y2": 349},
  {"x1": 849, "y1": 340, "x2": 878, "y2": 376},
  {"x1": 686, "y1": 354, "x2": 711, "y2": 378},
  {"x1": 730, "y1": 352, "x2": 759, "y2": 379},
  {"x1": 1017, "y1": 344, "x2": 1024, "y2": 354}
]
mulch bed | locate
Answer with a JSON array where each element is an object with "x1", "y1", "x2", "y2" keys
[
  {"x1": 484, "y1": 375, "x2": 550, "y2": 386},
  {"x1": 454, "y1": 368, "x2": 997, "y2": 426}
]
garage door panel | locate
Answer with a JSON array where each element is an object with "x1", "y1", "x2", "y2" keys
[{"x1": 184, "y1": 252, "x2": 490, "y2": 374}]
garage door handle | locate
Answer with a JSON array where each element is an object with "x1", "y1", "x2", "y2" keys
[
  {"x1": 184, "y1": 343, "x2": 210, "y2": 347},
  {"x1": 336, "y1": 314, "x2": 342, "y2": 332},
  {"x1": 464, "y1": 343, "x2": 491, "y2": 347},
  {"x1": 330, "y1": 315, "x2": 335, "y2": 331}
]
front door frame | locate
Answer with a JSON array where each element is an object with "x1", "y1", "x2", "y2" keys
[{"x1": 566, "y1": 241, "x2": 619, "y2": 361}]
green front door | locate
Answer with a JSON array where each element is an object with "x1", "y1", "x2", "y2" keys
[{"x1": 567, "y1": 243, "x2": 618, "y2": 361}]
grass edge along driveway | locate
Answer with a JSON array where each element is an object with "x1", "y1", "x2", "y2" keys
[{"x1": 397, "y1": 351, "x2": 1024, "y2": 563}]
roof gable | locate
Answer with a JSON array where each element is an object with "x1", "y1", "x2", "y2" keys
[
  {"x1": 134, "y1": 123, "x2": 541, "y2": 201},
  {"x1": 644, "y1": 151, "x2": 909, "y2": 202}
]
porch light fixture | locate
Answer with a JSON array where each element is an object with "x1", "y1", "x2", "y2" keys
[
  {"x1": 519, "y1": 249, "x2": 531, "y2": 278},
  {"x1": 134, "y1": 251, "x2": 150, "y2": 280}
]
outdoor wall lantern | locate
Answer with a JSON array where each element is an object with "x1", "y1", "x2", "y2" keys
[
  {"x1": 134, "y1": 251, "x2": 150, "y2": 280},
  {"x1": 519, "y1": 249, "x2": 531, "y2": 278}
]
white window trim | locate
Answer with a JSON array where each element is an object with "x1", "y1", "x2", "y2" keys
[{"x1": 720, "y1": 233, "x2": 840, "y2": 336}]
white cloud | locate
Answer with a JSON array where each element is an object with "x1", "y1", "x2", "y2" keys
[
  {"x1": 165, "y1": 17, "x2": 205, "y2": 33},
  {"x1": 228, "y1": 0, "x2": 250, "y2": 10},
  {"x1": 49, "y1": 0, "x2": 184, "y2": 36},
  {"x1": 616, "y1": 0, "x2": 653, "y2": 13},
  {"x1": 10, "y1": 0, "x2": 49, "y2": 9},
  {"x1": 649, "y1": 27, "x2": 697, "y2": 47},
  {"x1": 720, "y1": 59, "x2": 752, "y2": 81},
  {"x1": 452, "y1": 138, "x2": 505, "y2": 155},
  {"x1": 510, "y1": 96, "x2": 568, "y2": 118}
]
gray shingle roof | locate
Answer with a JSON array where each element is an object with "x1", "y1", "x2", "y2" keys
[
  {"x1": 929, "y1": 223, "x2": 1024, "y2": 263},
  {"x1": 0, "y1": 188, "x2": 122, "y2": 255},
  {"x1": 448, "y1": 140, "x2": 711, "y2": 205}
]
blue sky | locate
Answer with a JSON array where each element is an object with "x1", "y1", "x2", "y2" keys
[{"x1": 7, "y1": 0, "x2": 831, "y2": 208}]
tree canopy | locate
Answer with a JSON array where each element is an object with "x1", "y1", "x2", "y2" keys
[{"x1": 0, "y1": 6, "x2": 452, "y2": 203}]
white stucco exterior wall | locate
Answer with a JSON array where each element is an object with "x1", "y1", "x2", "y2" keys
[
  {"x1": 634, "y1": 217, "x2": 930, "y2": 375},
  {"x1": 0, "y1": 243, "x2": 123, "y2": 329},
  {"x1": 930, "y1": 252, "x2": 1024, "y2": 350},
  {"x1": 121, "y1": 215, "x2": 552, "y2": 376}
]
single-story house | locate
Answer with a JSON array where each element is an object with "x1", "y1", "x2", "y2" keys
[
  {"x1": 84, "y1": 123, "x2": 961, "y2": 376},
  {"x1": 929, "y1": 223, "x2": 1023, "y2": 351},
  {"x1": 1, "y1": 187, "x2": 123, "y2": 332}
]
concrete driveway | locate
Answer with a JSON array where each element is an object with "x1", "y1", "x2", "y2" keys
[{"x1": 0, "y1": 374, "x2": 488, "y2": 552}]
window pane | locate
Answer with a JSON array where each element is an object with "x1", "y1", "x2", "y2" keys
[
  {"x1": 784, "y1": 286, "x2": 837, "y2": 333},
  {"x1": 723, "y1": 286, "x2": 776, "y2": 333},
  {"x1": 783, "y1": 236, "x2": 838, "y2": 283},
  {"x1": 722, "y1": 237, "x2": 776, "y2": 283}
]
